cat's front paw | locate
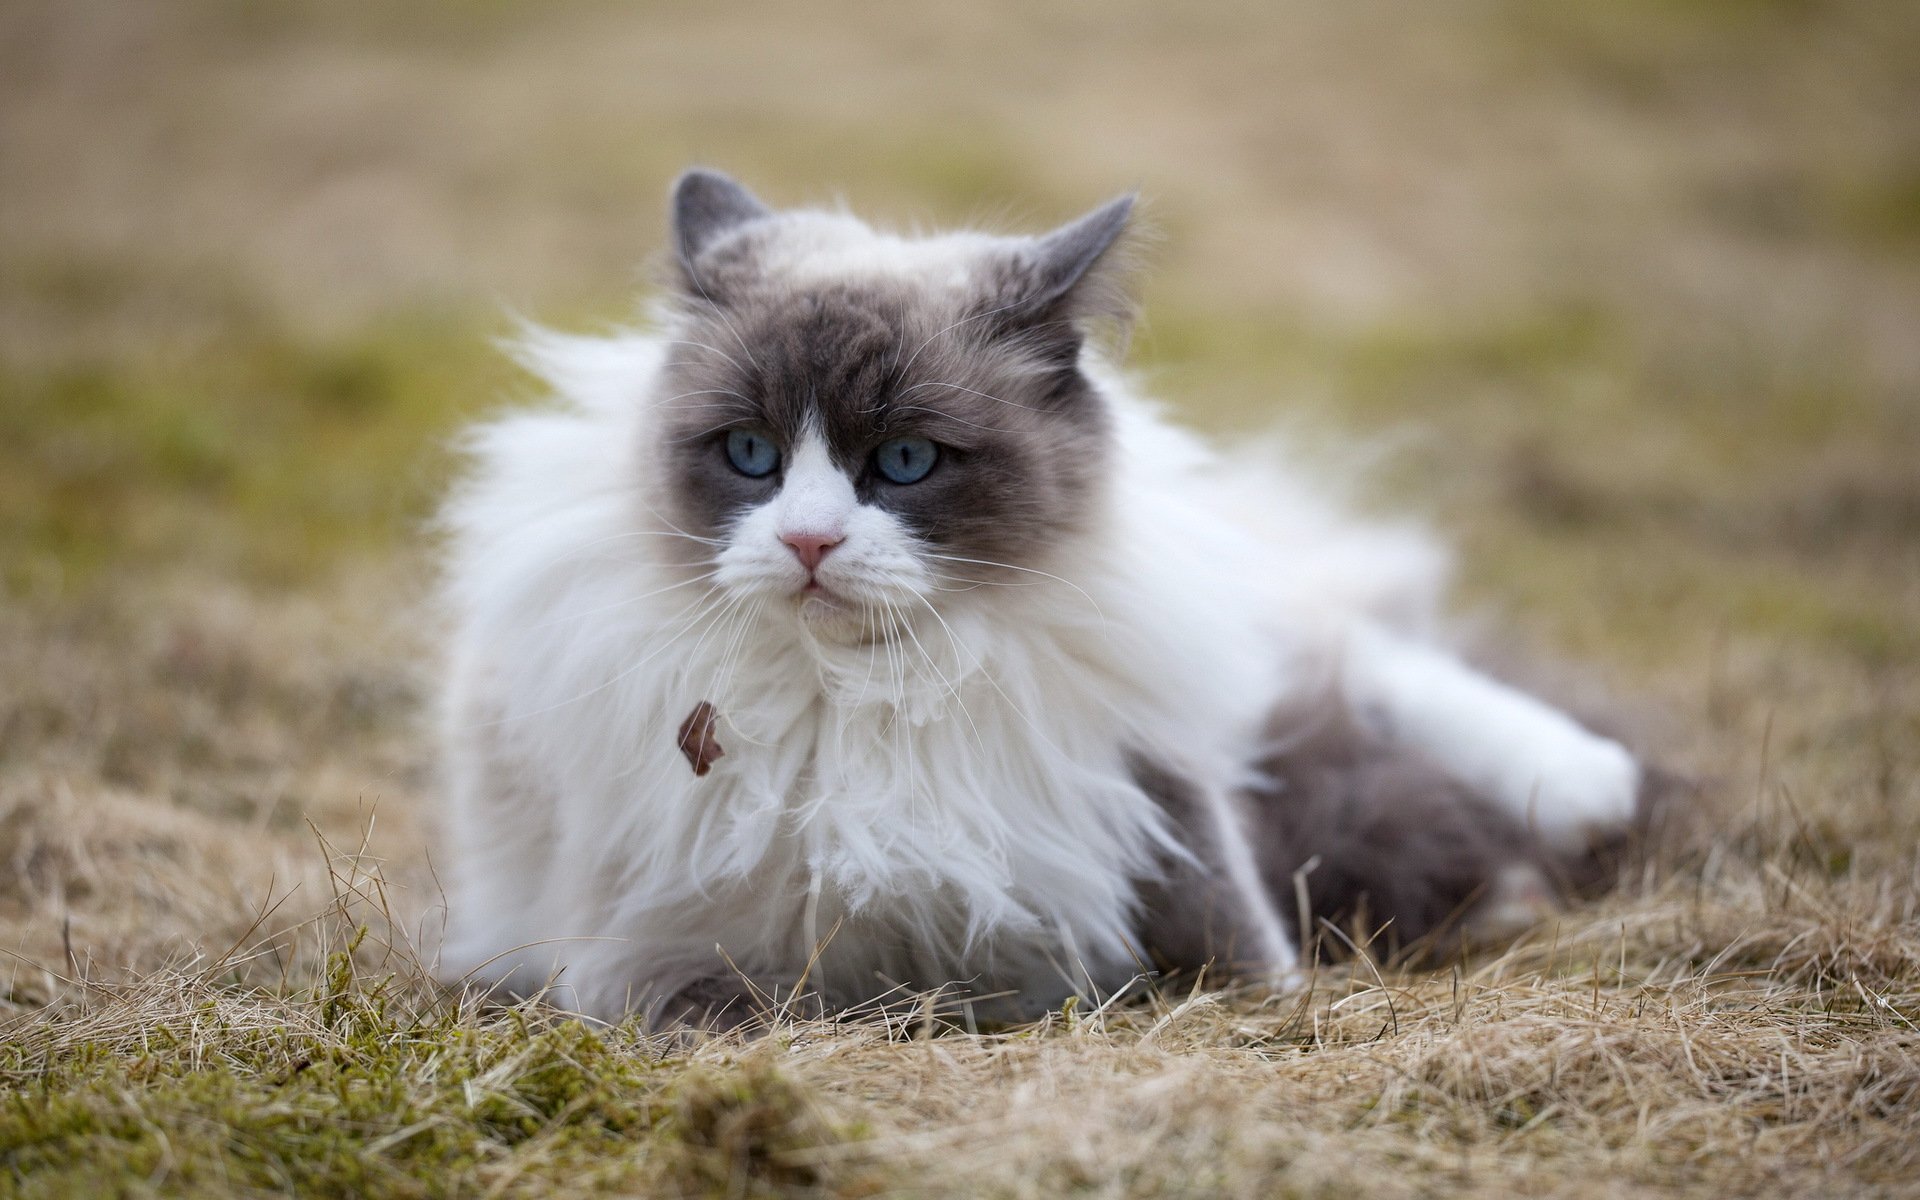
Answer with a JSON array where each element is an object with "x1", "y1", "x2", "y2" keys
[{"x1": 1502, "y1": 733, "x2": 1640, "y2": 852}]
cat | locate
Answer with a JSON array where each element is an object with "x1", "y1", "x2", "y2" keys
[{"x1": 433, "y1": 169, "x2": 1643, "y2": 1027}]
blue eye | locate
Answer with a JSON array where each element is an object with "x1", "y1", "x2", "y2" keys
[
  {"x1": 874, "y1": 436, "x2": 938, "y2": 485},
  {"x1": 725, "y1": 429, "x2": 780, "y2": 478}
]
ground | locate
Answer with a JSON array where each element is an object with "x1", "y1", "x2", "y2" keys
[{"x1": 3, "y1": 1, "x2": 1918, "y2": 1196}]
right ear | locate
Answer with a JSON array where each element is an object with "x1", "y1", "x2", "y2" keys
[{"x1": 671, "y1": 168, "x2": 772, "y2": 270}]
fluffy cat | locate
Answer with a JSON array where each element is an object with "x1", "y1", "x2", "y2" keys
[{"x1": 434, "y1": 169, "x2": 1642, "y2": 1026}]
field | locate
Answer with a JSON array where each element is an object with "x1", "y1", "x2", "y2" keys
[{"x1": 3, "y1": 1, "x2": 1919, "y2": 1195}]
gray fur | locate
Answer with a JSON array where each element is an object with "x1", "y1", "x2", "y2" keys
[
  {"x1": 1006, "y1": 194, "x2": 1137, "y2": 321},
  {"x1": 671, "y1": 168, "x2": 773, "y2": 268},
  {"x1": 651, "y1": 278, "x2": 1112, "y2": 576},
  {"x1": 1127, "y1": 751, "x2": 1283, "y2": 974},
  {"x1": 1242, "y1": 702, "x2": 1658, "y2": 962}
]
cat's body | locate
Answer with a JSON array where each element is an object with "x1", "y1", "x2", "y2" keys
[{"x1": 436, "y1": 171, "x2": 1640, "y2": 1025}]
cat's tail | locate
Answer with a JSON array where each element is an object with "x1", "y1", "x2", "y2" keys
[{"x1": 1246, "y1": 708, "x2": 1681, "y2": 961}]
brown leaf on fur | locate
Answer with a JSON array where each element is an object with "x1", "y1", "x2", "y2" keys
[{"x1": 677, "y1": 700, "x2": 725, "y2": 777}]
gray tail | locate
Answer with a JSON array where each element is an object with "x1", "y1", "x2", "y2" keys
[{"x1": 1248, "y1": 711, "x2": 1676, "y2": 962}]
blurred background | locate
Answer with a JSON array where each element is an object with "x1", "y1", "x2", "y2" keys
[{"x1": 2, "y1": 0, "x2": 1917, "y2": 979}]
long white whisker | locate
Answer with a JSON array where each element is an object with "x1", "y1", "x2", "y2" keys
[
  {"x1": 653, "y1": 386, "x2": 755, "y2": 407},
  {"x1": 530, "y1": 570, "x2": 719, "y2": 629},
  {"x1": 479, "y1": 588, "x2": 725, "y2": 727},
  {"x1": 852, "y1": 600, "x2": 881, "y2": 713},
  {"x1": 894, "y1": 300, "x2": 1027, "y2": 378},
  {"x1": 890, "y1": 598, "x2": 944, "y2": 703},
  {"x1": 892, "y1": 378, "x2": 1045, "y2": 414},
  {"x1": 672, "y1": 251, "x2": 762, "y2": 374},
  {"x1": 676, "y1": 588, "x2": 754, "y2": 697},
  {"x1": 899, "y1": 593, "x2": 983, "y2": 748},
  {"x1": 608, "y1": 589, "x2": 757, "y2": 780},
  {"x1": 630, "y1": 490, "x2": 727, "y2": 550},
  {"x1": 710, "y1": 599, "x2": 771, "y2": 747},
  {"x1": 922, "y1": 553, "x2": 1107, "y2": 624},
  {"x1": 885, "y1": 404, "x2": 1022, "y2": 434},
  {"x1": 575, "y1": 529, "x2": 726, "y2": 548},
  {"x1": 925, "y1": 571, "x2": 1042, "y2": 593},
  {"x1": 671, "y1": 420, "x2": 760, "y2": 445},
  {"x1": 660, "y1": 337, "x2": 751, "y2": 377},
  {"x1": 879, "y1": 601, "x2": 906, "y2": 741},
  {"x1": 881, "y1": 599, "x2": 922, "y2": 832}
]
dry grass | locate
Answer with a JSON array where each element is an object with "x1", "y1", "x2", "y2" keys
[{"x1": 3, "y1": 1, "x2": 1918, "y2": 1195}]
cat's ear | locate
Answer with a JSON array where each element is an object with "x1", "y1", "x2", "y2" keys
[
  {"x1": 1021, "y1": 193, "x2": 1136, "y2": 318},
  {"x1": 993, "y1": 194, "x2": 1138, "y2": 362},
  {"x1": 670, "y1": 168, "x2": 772, "y2": 287}
]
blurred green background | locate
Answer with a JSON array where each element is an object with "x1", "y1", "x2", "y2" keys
[{"x1": 2, "y1": 0, "x2": 1916, "y2": 798}]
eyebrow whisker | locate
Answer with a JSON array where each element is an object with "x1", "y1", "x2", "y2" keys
[
  {"x1": 885, "y1": 405, "x2": 1021, "y2": 435},
  {"x1": 894, "y1": 379, "x2": 1046, "y2": 413},
  {"x1": 892, "y1": 299, "x2": 1028, "y2": 377},
  {"x1": 661, "y1": 338, "x2": 752, "y2": 376}
]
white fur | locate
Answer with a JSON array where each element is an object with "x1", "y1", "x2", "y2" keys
[
  {"x1": 1340, "y1": 624, "x2": 1641, "y2": 851},
  {"x1": 435, "y1": 215, "x2": 1637, "y2": 1024}
]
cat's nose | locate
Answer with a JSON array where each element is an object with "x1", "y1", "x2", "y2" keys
[{"x1": 781, "y1": 531, "x2": 843, "y2": 572}]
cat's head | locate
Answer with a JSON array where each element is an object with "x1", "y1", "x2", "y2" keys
[{"x1": 646, "y1": 169, "x2": 1135, "y2": 639}]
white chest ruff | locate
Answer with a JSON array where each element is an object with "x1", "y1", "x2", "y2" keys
[{"x1": 526, "y1": 602, "x2": 1195, "y2": 1017}]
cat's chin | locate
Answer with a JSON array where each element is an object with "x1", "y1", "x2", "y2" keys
[
  {"x1": 791, "y1": 588, "x2": 908, "y2": 646},
  {"x1": 793, "y1": 589, "x2": 865, "y2": 637}
]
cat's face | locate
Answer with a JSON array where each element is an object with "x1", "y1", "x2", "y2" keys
[{"x1": 644, "y1": 171, "x2": 1133, "y2": 639}]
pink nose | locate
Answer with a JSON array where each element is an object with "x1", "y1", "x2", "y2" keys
[{"x1": 781, "y1": 531, "x2": 843, "y2": 572}]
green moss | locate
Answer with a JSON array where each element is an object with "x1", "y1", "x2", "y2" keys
[{"x1": 0, "y1": 987, "x2": 865, "y2": 1199}]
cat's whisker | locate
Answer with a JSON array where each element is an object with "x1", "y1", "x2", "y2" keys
[
  {"x1": 709, "y1": 599, "x2": 773, "y2": 748},
  {"x1": 852, "y1": 600, "x2": 882, "y2": 713},
  {"x1": 923, "y1": 553, "x2": 1107, "y2": 623},
  {"x1": 892, "y1": 379, "x2": 1044, "y2": 413},
  {"x1": 676, "y1": 588, "x2": 756, "y2": 704},
  {"x1": 657, "y1": 402, "x2": 757, "y2": 418},
  {"x1": 879, "y1": 598, "x2": 924, "y2": 827},
  {"x1": 887, "y1": 597, "x2": 953, "y2": 693},
  {"x1": 528, "y1": 570, "x2": 720, "y2": 629},
  {"x1": 902, "y1": 592, "x2": 985, "y2": 748},
  {"x1": 670, "y1": 419, "x2": 762, "y2": 445},
  {"x1": 539, "y1": 527, "x2": 727, "y2": 560},
  {"x1": 885, "y1": 404, "x2": 1022, "y2": 435},
  {"x1": 653, "y1": 387, "x2": 755, "y2": 407},
  {"x1": 821, "y1": 601, "x2": 871, "y2": 765},
  {"x1": 630, "y1": 490, "x2": 731, "y2": 551},
  {"x1": 661, "y1": 336, "x2": 753, "y2": 378},
  {"x1": 906, "y1": 590, "x2": 980, "y2": 672},
  {"x1": 876, "y1": 602, "x2": 908, "y2": 743},
  {"x1": 592, "y1": 529, "x2": 725, "y2": 546},
  {"x1": 478, "y1": 587, "x2": 731, "y2": 728},
  {"x1": 891, "y1": 299, "x2": 1026, "y2": 377},
  {"x1": 924, "y1": 572, "x2": 1038, "y2": 594},
  {"x1": 885, "y1": 598, "x2": 942, "y2": 700},
  {"x1": 608, "y1": 589, "x2": 760, "y2": 781},
  {"x1": 670, "y1": 240, "x2": 763, "y2": 375}
]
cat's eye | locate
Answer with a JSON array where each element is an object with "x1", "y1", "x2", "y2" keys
[
  {"x1": 873, "y1": 436, "x2": 938, "y2": 485},
  {"x1": 725, "y1": 429, "x2": 780, "y2": 478}
]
